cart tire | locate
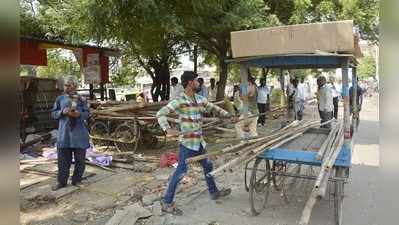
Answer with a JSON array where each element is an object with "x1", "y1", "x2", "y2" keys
[
  {"x1": 112, "y1": 121, "x2": 140, "y2": 152},
  {"x1": 271, "y1": 160, "x2": 287, "y2": 191},
  {"x1": 142, "y1": 123, "x2": 167, "y2": 149},
  {"x1": 244, "y1": 161, "x2": 251, "y2": 192},
  {"x1": 90, "y1": 121, "x2": 111, "y2": 151},
  {"x1": 334, "y1": 168, "x2": 345, "y2": 225},
  {"x1": 249, "y1": 158, "x2": 271, "y2": 216}
]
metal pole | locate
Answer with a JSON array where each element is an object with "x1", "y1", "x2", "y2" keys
[
  {"x1": 342, "y1": 59, "x2": 351, "y2": 148},
  {"x1": 89, "y1": 84, "x2": 94, "y2": 100},
  {"x1": 279, "y1": 68, "x2": 285, "y2": 107},
  {"x1": 352, "y1": 67, "x2": 358, "y2": 132},
  {"x1": 240, "y1": 63, "x2": 249, "y2": 127},
  {"x1": 193, "y1": 45, "x2": 198, "y2": 74},
  {"x1": 100, "y1": 83, "x2": 105, "y2": 101}
]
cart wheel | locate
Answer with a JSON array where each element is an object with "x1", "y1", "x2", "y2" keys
[
  {"x1": 244, "y1": 160, "x2": 252, "y2": 192},
  {"x1": 334, "y1": 168, "x2": 345, "y2": 225},
  {"x1": 90, "y1": 121, "x2": 111, "y2": 151},
  {"x1": 271, "y1": 160, "x2": 287, "y2": 191},
  {"x1": 112, "y1": 121, "x2": 140, "y2": 152},
  {"x1": 142, "y1": 123, "x2": 167, "y2": 149},
  {"x1": 280, "y1": 164, "x2": 302, "y2": 203},
  {"x1": 249, "y1": 158, "x2": 271, "y2": 216}
]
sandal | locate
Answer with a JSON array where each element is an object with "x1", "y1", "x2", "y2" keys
[{"x1": 161, "y1": 201, "x2": 183, "y2": 216}]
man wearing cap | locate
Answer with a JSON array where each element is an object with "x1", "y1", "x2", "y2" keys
[{"x1": 156, "y1": 71, "x2": 234, "y2": 215}]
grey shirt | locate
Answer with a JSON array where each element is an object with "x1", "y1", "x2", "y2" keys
[{"x1": 317, "y1": 85, "x2": 334, "y2": 112}]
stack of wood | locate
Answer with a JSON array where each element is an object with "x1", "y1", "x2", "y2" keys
[
  {"x1": 90, "y1": 99, "x2": 229, "y2": 128},
  {"x1": 186, "y1": 119, "x2": 334, "y2": 177},
  {"x1": 299, "y1": 120, "x2": 344, "y2": 225}
]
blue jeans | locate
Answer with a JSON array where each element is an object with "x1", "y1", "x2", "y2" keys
[{"x1": 163, "y1": 144, "x2": 218, "y2": 204}]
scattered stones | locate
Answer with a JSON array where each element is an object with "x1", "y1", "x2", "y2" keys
[
  {"x1": 94, "y1": 198, "x2": 116, "y2": 211},
  {"x1": 72, "y1": 212, "x2": 90, "y2": 223},
  {"x1": 142, "y1": 193, "x2": 159, "y2": 206},
  {"x1": 151, "y1": 201, "x2": 163, "y2": 216},
  {"x1": 105, "y1": 203, "x2": 152, "y2": 225},
  {"x1": 145, "y1": 216, "x2": 167, "y2": 225}
]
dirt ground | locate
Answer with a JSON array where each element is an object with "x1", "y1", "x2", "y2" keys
[{"x1": 20, "y1": 95, "x2": 379, "y2": 225}]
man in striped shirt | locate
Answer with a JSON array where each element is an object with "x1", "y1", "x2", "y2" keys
[{"x1": 156, "y1": 71, "x2": 233, "y2": 215}]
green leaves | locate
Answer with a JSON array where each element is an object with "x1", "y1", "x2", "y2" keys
[{"x1": 358, "y1": 55, "x2": 376, "y2": 79}]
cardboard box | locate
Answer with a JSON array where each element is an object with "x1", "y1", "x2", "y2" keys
[{"x1": 231, "y1": 20, "x2": 356, "y2": 58}]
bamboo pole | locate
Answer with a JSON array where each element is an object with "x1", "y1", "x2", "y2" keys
[
  {"x1": 208, "y1": 131, "x2": 304, "y2": 177},
  {"x1": 299, "y1": 122, "x2": 344, "y2": 225},
  {"x1": 186, "y1": 121, "x2": 304, "y2": 164},
  {"x1": 316, "y1": 120, "x2": 340, "y2": 160},
  {"x1": 314, "y1": 121, "x2": 343, "y2": 189},
  {"x1": 208, "y1": 119, "x2": 334, "y2": 178}
]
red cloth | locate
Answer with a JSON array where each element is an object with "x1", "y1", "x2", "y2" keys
[{"x1": 160, "y1": 152, "x2": 178, "y2": 168}]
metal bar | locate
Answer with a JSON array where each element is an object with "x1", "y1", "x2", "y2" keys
[
  {"x1": 240, "y1": 63, "x2": 249, "y2": 128},
  {"x1": 341, "y1": 59, "x2": 351, "y2": 148},
  {"x1": 352, "y1": 67, "x2": 358, "y2": 132},
  {"x1": 244, "y1": 167, "x2": 348, "y2": 182}
]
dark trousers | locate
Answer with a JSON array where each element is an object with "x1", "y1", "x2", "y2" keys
[
  {"x1": 163, "y1": 144, "x2": 218, "y2": 204},
  {"x1": 333, "y1": 97, "x2": 339, "y2": 119},
  {"x1": 57, "y1": 148, "x2": 86, "y2": 186},
  {"x1": 319, "y1": 110, "x2": 333, "y2": 129},
  {"x1": 257, "y1": 103, "x2": 267, "y2": 125}
]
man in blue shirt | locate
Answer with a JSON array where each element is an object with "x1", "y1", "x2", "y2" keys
[{"x1": 51, "y1": 76, "x2": 90, "y2": 191}]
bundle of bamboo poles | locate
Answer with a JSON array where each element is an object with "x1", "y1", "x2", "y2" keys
[
  {"x1": 299, "y1": 120, "x2": 344, "y2": 225},
  {"x1": 186, "y1": 119, "x2": 334, "y2": 178}
]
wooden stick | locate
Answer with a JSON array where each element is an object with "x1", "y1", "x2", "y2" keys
[
  {"x1": 299, "y1": 122, "x2": 344, "y2": 225},
  {"x1": 314, "y1": 121, "x2": 343, "y2": 189},
  {"x1": 208, "y1": 131, "x2": 304, "y2": 177},
  {"x1": 85, "y1": 161, "x2": 115, "y2": 172},
  {"x1": 316, "y1": 121, "x2": 340, "y2": 160},
  {"x1": 239, "y1": 132, "x2": 304, "y2": 167},
  {"x1": 208, "y1": 119, "x2": 330, "y2": 177}
]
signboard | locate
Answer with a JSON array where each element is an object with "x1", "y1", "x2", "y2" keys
[{"x1": 84, "y1": 53, "x2": 101, "y2": 84}]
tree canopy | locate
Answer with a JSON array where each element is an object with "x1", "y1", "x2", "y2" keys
[{"x1": 20, "y1": 0, "x2": 379, "y2": 99}]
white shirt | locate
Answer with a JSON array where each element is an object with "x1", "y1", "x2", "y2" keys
[
  {"x1": 295, "y1": 83, "x2": 306, "y2": 101},
  {"x1": 170, "y1": 83, "x2": 184, "y2": 100},
  {"x1": 328, "y1": 83, "x2": 340, "y2": 98},
  {"x1": 208, "y1": 85, "x2": 217, "y2": 102},
  {"x1": 318, "y1": 85, "x2": 334, "y2": 112},
  {"x1": 257, "y1": 86, "x2": 269, "y2": 104}
]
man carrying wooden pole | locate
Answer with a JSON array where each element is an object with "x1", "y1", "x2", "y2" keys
[{"x1": 156, "y1": 71, "x2": 236, "y2": 216}]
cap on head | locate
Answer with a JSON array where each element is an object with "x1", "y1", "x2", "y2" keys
[{"x1": 181, "y1": 71, "x2": 198, "y2": 88}]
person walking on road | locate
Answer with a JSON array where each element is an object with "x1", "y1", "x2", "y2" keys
[
  {"x1": 156, "y1": 71, "x2": 235, "y2": 216},
  {"x1": 197, "y1": 77, "x2": 208, "y2": 98},
  {"x1": 208, "y1": 78, "x2": 217, "y2": 102},
  {"x1": 328, "y1": 76, "x2": 340, "y2": 119},
  {"x1": 170, "y1": 77, "x2": 184, "y2": 100},
  {"x1": 317, "y1": 76, "x2": 334, "y2": 128},
  {"x1": 292, "y1": 78, "x2": 306, "y2": 121},
  {"x1": 257, "y1": 78, "x2": 269, "y2": 126}
]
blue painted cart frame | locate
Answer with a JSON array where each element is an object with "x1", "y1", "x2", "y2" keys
[{"x1": 227, "y1": 53, "x2": 358, "y2": 225}]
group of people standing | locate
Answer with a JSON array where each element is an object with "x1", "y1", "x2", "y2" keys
[{"x1": 50, "y1": 71, "x2": 364, "y2": 217}]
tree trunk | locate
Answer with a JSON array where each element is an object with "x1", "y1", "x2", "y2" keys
[
  {"x1": 216, "y1": 57, "x2": 228, "y2": 101},
  {"x1": 151, "y1": 62, "x2": 170, "y2": 102}
]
